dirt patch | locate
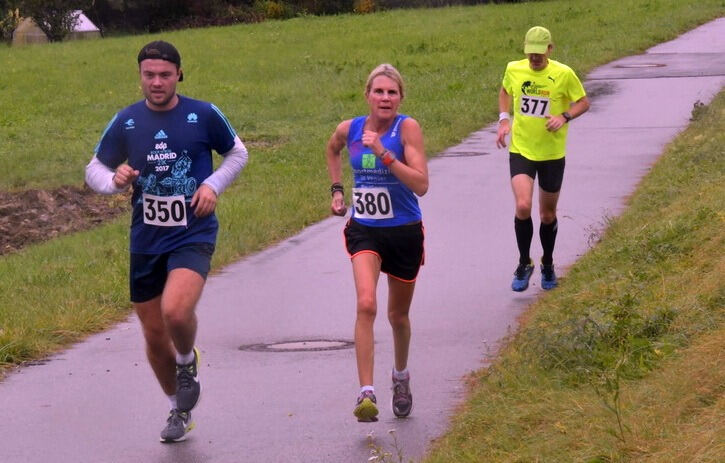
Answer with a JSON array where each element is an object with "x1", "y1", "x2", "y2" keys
[{"x1": 0, "y1": 186, "x2": 130, "y2": 255}]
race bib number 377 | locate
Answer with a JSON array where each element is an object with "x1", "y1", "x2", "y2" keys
[
  {"x1": 519, "y1": 95, "x2": 550, "y2": 118},
  {"x1": 352, "y1": 187, "x2": 394, "y2": 220},
  {"x1": 142, "y1": 193, "x2": 187, "y2": 227}
]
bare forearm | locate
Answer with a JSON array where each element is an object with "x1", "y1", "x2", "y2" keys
[
  {"x1": 389, "y1": 161, "x2": 428, "y2": 196},
  {"x1": 326, "y1": 125, "x2": 348, "y2": 185},
  {"x1": 326, "y1": 147, "x2": 344, "y2": 184},
  {"x1": 498, "y1": 87, "x2": 511, "y2": 113},
  {"x1": 567, "y1": 96, "x2": 590, "y2": 119}
]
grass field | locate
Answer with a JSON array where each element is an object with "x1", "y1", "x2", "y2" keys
[
  {"x1": 422, "y1": 91, "x2": 724, "y2": 462},
  {"x1": 0, "y1": 0, "x2": 722, "y2": 416}
]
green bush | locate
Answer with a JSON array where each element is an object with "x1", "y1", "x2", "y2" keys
[{"x1": 255, "y1": 0, "x2": 294, "y2": 19}]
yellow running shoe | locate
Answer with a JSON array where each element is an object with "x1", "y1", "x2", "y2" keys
[{"x1": 353, "y1": 390, "x2": 379, "y2": 422}]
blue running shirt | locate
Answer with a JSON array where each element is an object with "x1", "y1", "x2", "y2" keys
[
  {"x1": 95, "y1": 95, "x2": 236, "y2": 253},
  {"x1": 347, "y1": 115, "x2": 422, "y2": 227}
]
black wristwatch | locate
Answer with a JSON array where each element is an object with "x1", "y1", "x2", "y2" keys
[
  {"x1": 330, "y1": 182, "x2": 344, "y2": 196},
  {"x1": 562, "y1": 112, "x2": 573, "y2": 123}
]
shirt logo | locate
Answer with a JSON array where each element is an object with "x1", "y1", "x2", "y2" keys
[
  {"x1": 187, "y1": 113, "x2": 198, "y2": 123},
  {"x1": 521, "y1": 80, "x2": 549, "y2": 97},
  {"x1": 362, "y1": 153, "x2": 376, "y2": 169},
  {"x1": 391, "y1": 117, "x2": 402, "y2": 137},
  {"x1": 154, "y1": 130, "x2": 168, "y2": 140},
  {"x1": 124, "y1": 119, "x2": 135, "y2": 130}
]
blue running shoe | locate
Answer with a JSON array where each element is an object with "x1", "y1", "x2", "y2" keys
[
  {"x1": 511, "y1": 259, "x2": 534, "y2": 292},
  {"x1": 541, "y1": 264, "x2": 558, "y2": 290}
]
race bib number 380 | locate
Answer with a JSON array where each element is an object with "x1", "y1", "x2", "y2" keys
[
  {"x1": 142, "y1": 193, "x2": 187, "y2": 227},
  {"x1": 352, "y1": 187, "x2": 394, "y2": 220},
  {"x1": 519, "y1": 95, "x2": 550, "y2": 118}
]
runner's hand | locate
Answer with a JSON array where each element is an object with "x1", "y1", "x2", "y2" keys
[
  {"x1": 362, "y1": 130, "x2": 384, "y2": 156},
  {"x1": 545, "y1": 115, "x2": 566, "y2": 132},
  {"x1": 191, "y1": 184, "x2": 217, "y2": 217},
  {"x1": 331, "y1": 191, "x2": 347, "y2": 216},
  {"x1": 113, "y1": 164, "x2": 139, "y2": 188},
  {"x1": 496, "y1": 120, "x2": 510, "y2": 149}
]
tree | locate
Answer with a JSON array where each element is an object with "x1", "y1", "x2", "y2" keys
[
  {"x1": 20, "y1": 0, "x2": 90, "y2": 42},
  {"x1": 0, "y1": 0, "x2": 20, "y2": 42}
]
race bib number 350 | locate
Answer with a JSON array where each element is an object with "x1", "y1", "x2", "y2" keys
[
  {"x1": 519, "y1": 95, "x2": 550, "y2": 118},
  {"x1": 142, "y1": 193, "x2": 187, "y2": 227},
  {"x1": 352, "y1": 187, "x2": 394, "y2": 220}
]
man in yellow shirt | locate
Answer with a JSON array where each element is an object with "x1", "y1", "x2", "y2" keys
[{"x1": 496, "y1": 26, "x2": 590, "y2": 291}]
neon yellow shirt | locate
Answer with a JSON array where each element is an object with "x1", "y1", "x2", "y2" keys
[{"x1": 502, "y1": 58, "x2": 586, "y2": 160}]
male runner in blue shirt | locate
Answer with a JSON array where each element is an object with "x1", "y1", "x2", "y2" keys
[{"x1": 85, "y1": 41, "x2": 248, "y2": 442}]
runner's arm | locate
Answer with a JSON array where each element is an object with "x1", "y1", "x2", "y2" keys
[
  {"x1": 566, "y1": 96, "x2": 590, "y2": 120},
  {"x1": 85, "y1": 155, "x2": 130, "y2": 194},
  {"x1": 546, "y1": 95, "x2": 591, "y2": 131},
  {"x1": 201, "y1": 136, "x2": 249, "y2": 196},
  {"x1": 326, "y1": 120, "x2": 351, "y2": 216},
  {"x1": 496, "y1": 86, "x2": 512, "y2": 149},
  {"x1": 393, "y1": 117, "x2": 428, "y2": 197}
]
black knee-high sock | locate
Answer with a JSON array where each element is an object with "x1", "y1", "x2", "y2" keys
[
  {"x1": 540, "y1": 218, "x2": 558, "y2": 266},
  {"x1": 514, "y1": 217, "x2": 533, "y2": 265}
]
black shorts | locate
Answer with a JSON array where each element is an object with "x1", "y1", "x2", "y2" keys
[
  {"x1": 129, "y1": 242, "x2": 215, "y2": 303},
  {"x1": 344, "y1": 219, "x2": 425, "y2": 283},
  {"x1": 509, "y1": 152, "x2": 566, "y2": 193}
]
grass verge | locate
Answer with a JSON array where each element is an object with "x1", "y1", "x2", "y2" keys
[
  {"x1": 1, "y1": 1, "x2": 723, "y2": 374},
  {"x1": 422, "y1": 91, "x2": 724, "y2": 462}
]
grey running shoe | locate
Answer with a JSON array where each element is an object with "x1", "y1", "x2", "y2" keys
[
  {"x1": 176, "y1": 346, "x2": 201, "y2": 412},
  {"x1": 392, "y1": 372, "x2": 413, "y2": 418},
  {"x1": 160, "y1": 409, "x2": 194, "y2": 443},
  {"x1": 353, "y1": 390, "x2": 379, "y2": 422}
]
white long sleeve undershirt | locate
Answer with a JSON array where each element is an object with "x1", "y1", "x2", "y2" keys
[
  {"x1": 85, "y1": 136, "x2": 248, "y2": 196},
  {"x1": 84, "y1": 156, "x2": 126, "y2": 194},
  {"x1": 202, "y1": 136, "x2": 248, "y2": 195}
]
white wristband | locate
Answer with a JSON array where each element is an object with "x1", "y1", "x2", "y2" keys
[{"x1": 498, "y1": 112, "x2": 510, "y2": 122}]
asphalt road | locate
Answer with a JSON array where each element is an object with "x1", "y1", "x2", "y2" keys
[{"x1": 1, "y1": 17, "x2": 723, "y2": 463}]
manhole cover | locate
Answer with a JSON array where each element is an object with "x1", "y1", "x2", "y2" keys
[
  {"x1": 239, "y1": 339, "x2": 354, "y2": 352},
  {"x1": 614, "y1": 63, "x2": 665, "y2": 68}
]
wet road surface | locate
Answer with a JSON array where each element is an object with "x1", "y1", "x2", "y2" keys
[{"x1": 1, "y1": 17, "x2": 723, "y2": 463}]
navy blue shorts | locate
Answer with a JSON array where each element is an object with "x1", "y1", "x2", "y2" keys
[
  {"x1": 509, "y1": 152, "x2": 566, "y2": 193},
  {"x1": 344, "y1": 219, "x2": 424, "y2": 283},
  {"x1": 129, "y1": 242, "x2": 215, "y2": 303}
]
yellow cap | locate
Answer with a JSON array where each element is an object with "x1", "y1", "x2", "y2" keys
[{"x1": 524, "y1": 26, "x2": 551, "y2": 54}]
